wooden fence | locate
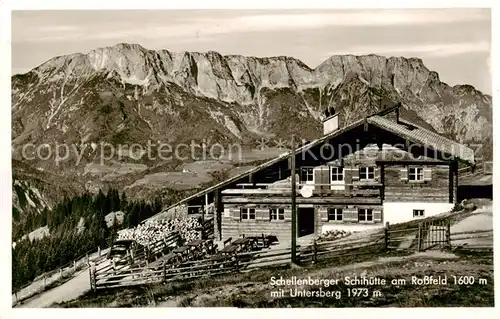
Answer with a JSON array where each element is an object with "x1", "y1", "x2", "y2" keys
[
  {"x1": 12, "y1": 246, "x2": 109, "y2": 306},
  {"x1": 302, "y1": 233, "x2": 386, "y2": 263},
  {"x1": 385, "y1": 218, "x2": 493, "y2": 252},
  {"x1": 458, "y1": 160, "x2": 492, "y2": 177},
  {"x1": 109, "y1": 231, "x2": 181, "y2": 271},
  {"x1": 89, "y1": 218, "x2": 492, "y2": 291},
  {"x1": 200, "y1": 218, "x2": 214, "y2": 239},
  {"x1": 90, "y1": 232, "x2": 385, "y2": 290}
]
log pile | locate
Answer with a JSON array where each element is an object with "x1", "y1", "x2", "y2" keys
[
  {"x1": 117, "y1": 217, "x2": 202, "y2": 246},
  {"x1": 318, "y1": 230, "x2": 352, "y2": 241}
]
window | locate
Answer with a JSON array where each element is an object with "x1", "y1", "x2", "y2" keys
[
  {"x1": 300, "y1": 167, "x2": 314, "y2": 183},
  {"x1": 409, "y1": 167, "x2": 424, "y2": 181},
  {"x1": 328, "y1": 208, "x2": 343, "y2": 221},
  {"x1": 330, "y1": 167, "x2": 344, "y2": 182},
  {"x1": 358, "y1": 209, "x2": 373, "y2": 222},
  {"x1": 359, "y1": 167, "x2": 375, "y2": 180},
  {"x1": 413, "y1": 209, "x2": 425, "y2": 217},
  {"x1": 270, "y1": 208, "x2": 285, "y2": 220},
  {"x1": 241, "y1": 208, "x2": 256, "y2": 220}
]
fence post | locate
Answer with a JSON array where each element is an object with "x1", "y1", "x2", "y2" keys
[
  {"x1": 384, "y1": 222, "x2": 390, "y2": 251},
  {"x1": 98, "y1": 246, "x2": 101, "y2": 257},
  {"x1": 163, "y1": 263, "x2": 166, "y2": 282},
  {"x1": 446, "y1": 219, "x2": 451, "y2": 249},
  {"x1": 88, "y1": 268, "x2": 92, "y2": 291},
  {"x1": 86, "y1": 253, "x2": 89, "y2": 266},
  {"x1": 312, "y1": 239, "x2": 317, "y2": 263},
  {"x1": 91, "y1": 262, "x2": 96, "y2": 292},
  {"x1": 73, "y1": 260, "x2": 76, "y2": 272},
  {"x1": 417, "y1": 222, "x2": 422, "y2": 252},
  {"x1": 43, "y1": 275, "x2": 46, "y2": 290},
  {"x1": 59, "y1": 268, "x2": 63, "y2": 280}
]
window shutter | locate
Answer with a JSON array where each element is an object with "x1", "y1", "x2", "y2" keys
[
  {"x1": 343, "y1": 208, "x2": 357, "y2": 222},
  {"x1": 223, "y1": 208, "x2": 230, "y2": 218},
  {"x1": 284, "y1": 208, "x2": 292, "y2": 221},
  {"x1": 319, "y1": 207, "x2": 328, "y2": 222},
  {"x1": 314, "y1": 168, "x2": 322, "y2": 194},
  {"x1": 374, "y1": 168, "x2": 381, "y2": 182},
  {"x1": 232, "y1": 208, "x2": 241, "y2": 221},
  {"x1": 344, "y1": 169, "x2": 353, "y2": 196},
  {"x1": 373, "y1": 209, "x2": 382, "y2": 223},
  {"x1": 352, "y1": 169, "x2": 360, "y2": 181},
  {"x1": 342, "y1": 209, "x2": 349, "y2": 221},
  {"x1": 351, "y1": 209, "x2": 359, "y2": 222},
  {"x1": 321, "y1": 167, "x2": 330, "y2": 192},
  {"x1": 256, "y1": 209, "x2": 268, "y2": 220},
  {"x1": 400, "y1": 168, "x2": 408, "y2": 181},
  {"x1": 423, "y1": 168, "x2": 432, "y2": 181}
]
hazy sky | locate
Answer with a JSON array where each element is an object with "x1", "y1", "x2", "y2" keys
[{"x1": 11, "y1": 9, "x2": 491, "y2": 94}]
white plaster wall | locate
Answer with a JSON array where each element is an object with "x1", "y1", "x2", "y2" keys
[
  {"x1": 323, "y1": 114, "x2": 339, "y2": 135},
  {"x1": 383, "y1": 202, "x2": 454, "y2": 225},
  {"x1": 319, "y1": 202, "x2": 453, "y2": 234}
]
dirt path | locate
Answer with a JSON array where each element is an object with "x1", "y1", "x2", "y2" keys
[
  {"x1": 19, "y1": 260, "x2": 111, "y2": 308},
  {"x1": 13, "y1": 248, "x2": 110, "y2": 306}
]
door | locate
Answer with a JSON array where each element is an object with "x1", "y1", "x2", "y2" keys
[{"x1": 298, "y1": 207, "x2": 315, "y2": 237}]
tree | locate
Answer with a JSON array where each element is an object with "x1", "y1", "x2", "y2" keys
[
  {"x1": 11, "y1": 187, "x2": 172, "y2": 289},
  {"x1": 120, "y1": 191, "x2": 128, "y2": 211}
]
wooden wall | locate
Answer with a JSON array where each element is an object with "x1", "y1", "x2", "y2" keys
[
  {"x1": 305, "y1": 147, "x2": 451, "y2": 203},
  {"x1": 221, "y1": 202, "x2": 386, "y2": 241},
  {"x1": 219, "y1": 148, "x2": 452, "y2": 240},
  {"x1": 309, "y1": 145, "x2": 384, "y2": 196},
  {"x1": 221, "y1": 204, "x2": 292, "y2": 242},
  {"x1": 384, "y1": 164, "x2": 450, "y2": 202},
  {"x1": 314, "y1": 205, "x2": 383, "y2": 236}
]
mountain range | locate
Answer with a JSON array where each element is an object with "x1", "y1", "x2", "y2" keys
[{"x1": 11, "y1": 43, "x2": 493, "y2": 217}]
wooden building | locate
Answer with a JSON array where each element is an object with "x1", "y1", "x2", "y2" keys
[{"x1": 160, "y1": 103, "x2": 475, "y2": 243}]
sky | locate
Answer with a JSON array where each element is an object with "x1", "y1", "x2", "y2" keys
[{"x1": 11, "y1": 9, "x2": 492, "y2": 94}]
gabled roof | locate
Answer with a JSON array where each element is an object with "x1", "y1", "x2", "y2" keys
[
  {"x1": 367, "y1": 115, "x2": 475, "y2": 164},
  {"x1": 159, "y1": 105, "x2": 474, "y2": 214}
]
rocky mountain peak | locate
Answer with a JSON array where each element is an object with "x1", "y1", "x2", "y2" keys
[
  {"x1": 12, "y1": 44, "x2": 492, "y2": 179},
  {"x1": 22, "y1": 42, "x2": 486, "y2": 105}
]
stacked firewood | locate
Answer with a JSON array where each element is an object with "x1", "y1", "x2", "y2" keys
[
  {"x1": 318, "y1": 229, "x2": 351, "y2": 241},
  {"x1": 117, "y1": 217, "x2": 202, "y2": 246}
]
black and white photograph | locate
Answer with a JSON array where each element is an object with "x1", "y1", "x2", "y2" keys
[{"x1": 2, "y1": 2, "x2": 496, "y2": 312}]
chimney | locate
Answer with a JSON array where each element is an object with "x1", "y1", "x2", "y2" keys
[{"x1": 323, "y1": 107, "x2": 339, "y2": 135}]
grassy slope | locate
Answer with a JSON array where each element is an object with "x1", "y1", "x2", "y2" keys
[{"x1": 53, "y1": 249, "x2": 493, "y2": 308}]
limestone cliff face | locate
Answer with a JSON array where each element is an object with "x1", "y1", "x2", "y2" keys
[{"x1": 12, "y1": 43, "x2": 492, "y2": 177}]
